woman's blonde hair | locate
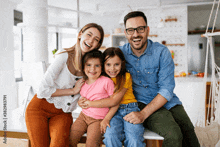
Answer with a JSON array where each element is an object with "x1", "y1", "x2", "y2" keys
[{"x1": 61, "y1": 23, "x2": 104, "y2": 71}]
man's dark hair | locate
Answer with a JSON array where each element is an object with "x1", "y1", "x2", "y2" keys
[{"x1": 124, "y1": 11, "x2": 147, "y2": 26}]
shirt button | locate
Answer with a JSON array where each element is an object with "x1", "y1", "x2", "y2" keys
[
  {"x1": 137, "y1": 59, "x2": 139, "y2": 60},
  {"x1": 75, "y1": 78, "x2": 81, "y2": 81},
  {"x1": 148, "y1": 72, "x2": 149, "y2": 73},
  {"x1": 140, "y1": 81, "x2": 141, "y2": 83},
  {"x1": 67, "y1": 103, "x2": 71, "y2": 106},
  {"x1": 146, "y1": 86, "x2": 147, "y2": 88},
  {"x1": 137, "y1": 71, "x2": 139, "y2": 73}
]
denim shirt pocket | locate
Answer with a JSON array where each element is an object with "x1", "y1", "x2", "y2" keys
[
  {"x1": 126, "y1": 65, "x2": 136, "y2": 79},
  {"x1": 144, "y1": 67, "x2": 159, "y2": 83}
]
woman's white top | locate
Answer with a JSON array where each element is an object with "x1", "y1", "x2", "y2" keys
[{"x1": 37, "y1": 52, "x2": 82, "y2": 113}]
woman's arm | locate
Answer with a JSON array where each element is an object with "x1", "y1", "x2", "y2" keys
[
  {"x1": 51, "y1": 78, "x2": 84, "y2": 97},
  {"x1": 100, "y1": 105, "x2": 119, "y2": 134},
  {"x1": 37, "y1": 52, "x2": 84, "y2": 98},
  {"x1": 84, "y1": 87, "x2": 127, "y2": 108}
]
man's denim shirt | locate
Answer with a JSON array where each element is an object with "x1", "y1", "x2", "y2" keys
[{"x1": 119, "y1": 39, "x2": 182, "y2": 110}]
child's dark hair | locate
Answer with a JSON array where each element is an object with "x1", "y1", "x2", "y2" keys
[
  {"x1": 103, "y1": 47, "x2": 126, "y2": 93},
  {"x1": 81, "y1": 50, "x2": 104, "y2": 80}
]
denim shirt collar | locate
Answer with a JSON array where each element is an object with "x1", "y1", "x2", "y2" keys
[{"x1": 127, "y1": 39, "x2": 152, "y2": 56}]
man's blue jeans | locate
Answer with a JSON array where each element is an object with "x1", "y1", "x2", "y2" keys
[{"x1": 103, "y1": 102, "x2": 146, "y2": 147}]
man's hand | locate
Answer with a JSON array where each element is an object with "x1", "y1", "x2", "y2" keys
[
  {"x1": 100, "y1": 118, "x2": 110, "y2": 134},
  {"x1": 123, "y1": 111, "x2": 146, "y2": 124}
]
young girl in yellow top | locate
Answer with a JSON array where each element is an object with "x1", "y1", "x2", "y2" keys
[{"x1": 79, "y1": 47, "x2": 146, "y2": 147}]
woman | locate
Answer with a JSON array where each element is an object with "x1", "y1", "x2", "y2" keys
[{"x1": 25, "y1": 23, "x2": 104, "y2": 147}]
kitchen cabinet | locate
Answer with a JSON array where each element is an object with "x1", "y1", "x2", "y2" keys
[{"x1": 111, "y1": 34, "x2": 128, "y2": 47}]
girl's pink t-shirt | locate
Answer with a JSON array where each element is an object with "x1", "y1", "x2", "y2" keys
[{"x1": 80, "y1": 76, "x2": 114, "y2": 119}]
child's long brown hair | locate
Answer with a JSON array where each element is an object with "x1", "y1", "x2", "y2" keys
[
  {"x1": 60, "y1": 23, "x2": 104, "y2": 71},
  {"x1": 103, "y1": 47, "x2": 126, "y2": 93}
]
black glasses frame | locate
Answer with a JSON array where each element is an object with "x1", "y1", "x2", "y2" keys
[{"x1": 125, "y1": 26, "x2": 147, "y2": 35}]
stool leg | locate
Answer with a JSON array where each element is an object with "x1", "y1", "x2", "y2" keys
[
  {"x1": 28, "y1": 139, "x2": 31, "y2": 147},
  {"x1": 156, "y1": 140, "x2": 160, "y2": 147},
  {"x1": 145, "y1": 140, "x2": 162, "y2": 147}
]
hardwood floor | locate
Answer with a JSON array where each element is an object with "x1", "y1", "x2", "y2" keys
[{"x1": 0, "y1": 137, "x2": 29, "y2": 147}]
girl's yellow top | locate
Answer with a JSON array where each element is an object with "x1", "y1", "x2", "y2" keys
[{"x1": 111, "y1": 72, "x2": 137, "y2": 104}]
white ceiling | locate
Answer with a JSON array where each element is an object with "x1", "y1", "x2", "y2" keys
[{"x1": 47, "y1": 0, "x2": 215, "y2": 14}]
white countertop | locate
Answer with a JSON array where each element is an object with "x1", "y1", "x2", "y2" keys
[{"x1": 175, "y1": 75, "x2": 219, "y2": 83}]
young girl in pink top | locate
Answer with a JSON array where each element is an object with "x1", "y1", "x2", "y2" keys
[
  {"x1": 69, "y1": 50, "x2": 115, "y2": 147},
  {"x1": 79, "y1": 47, "x2": 145, "y2": 147}
]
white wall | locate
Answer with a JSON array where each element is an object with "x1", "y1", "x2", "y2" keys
[
  {"x1": 80, "y1": 12, "x2": 122, "y2": 34},
  {"x1": 80, "y1": 6, "x2": 188, "y2": 73},
  {"x1": 0, "y1": 0, "x2": 21, "y2": 118}
]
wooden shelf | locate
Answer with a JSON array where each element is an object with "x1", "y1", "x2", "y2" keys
[
  {"x1": 188, "y1": 29, "x2": 220, "y2": 35},
  {"x1": 100, "y1": 46, "x2": 106, "y2": 50},
  {"x1": 215, "y1": 43, "x2": 220, "y2": 47},
  {"x1": 165, "y1": 18, "x2": 177, "y2": 22},
  {"x1": 111, "y1": 34, "x2": 158, "y2": 37},
  {"x1": 165, "y1": 43, "x2": 185, "y2": 46},
  {"x1": 149, "y1": 34, "x2": 158, "y2": 37},
  {"x1": 104, "y1": 34, "x2": 110, "y2": 38}
]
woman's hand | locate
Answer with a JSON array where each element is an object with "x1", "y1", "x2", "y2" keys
[
  {"x1": 72, "y1": 78, "x2": 85, "y2": 94},
  {"x1": 100, "y1": 118, "x2": 110, "y2": 134}
]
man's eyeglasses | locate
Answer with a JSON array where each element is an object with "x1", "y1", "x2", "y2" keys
[{"x1": 125, "y1": 26, "x2": 147, "y2": 35}]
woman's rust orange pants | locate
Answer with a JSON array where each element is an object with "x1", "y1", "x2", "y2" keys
[{"x1": 25, "y1": 94, "x2": 73, "y2": 147}]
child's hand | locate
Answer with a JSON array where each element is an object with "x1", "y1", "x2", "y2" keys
[
  {"x1": 100, "y1": 118, "x2": 110, "y2": 134},
  {"x1": 78, "y1": 97, "x2": 88, "y2": 109},
  {"x1": 80, "y1": 100, "x2": 90, "y2": 109},
  {"x1": 84, "y1": 100, "x2": 91, "y2": 107}
]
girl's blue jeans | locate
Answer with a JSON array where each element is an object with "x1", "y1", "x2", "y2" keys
[{"x1": 103, "y1": 102, "x2": 146, "y2": 147}]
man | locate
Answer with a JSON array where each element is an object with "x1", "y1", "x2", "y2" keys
[{"x1": 121, "y1": 11, "x2": 200, "y2": 147}]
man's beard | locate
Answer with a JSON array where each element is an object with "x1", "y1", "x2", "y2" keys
[{"x1": 130, "y1": 37, "x2": 148, "y2": 51}]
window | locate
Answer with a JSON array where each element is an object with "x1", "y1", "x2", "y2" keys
[
  {"x1": 14, "y1": 2, "x2": 80, "y2": 81},
  {"x1": 48, "y1": 27, "x2": 78, "y2": 64},
  {"x1": 47, "y1": 5, "x2": 79, "y2": 64},
  {"x1": 14, "y1": 10, "x2": 23, "y2": 82}
]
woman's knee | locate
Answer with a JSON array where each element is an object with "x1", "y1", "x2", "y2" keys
[{"x1": 50, "y1": 114, "x2": 73, "y2": 146}]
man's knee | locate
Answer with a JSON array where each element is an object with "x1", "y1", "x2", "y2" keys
[{"x1": 164, "y1": 127, "x2": 183, "y2": 144}]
